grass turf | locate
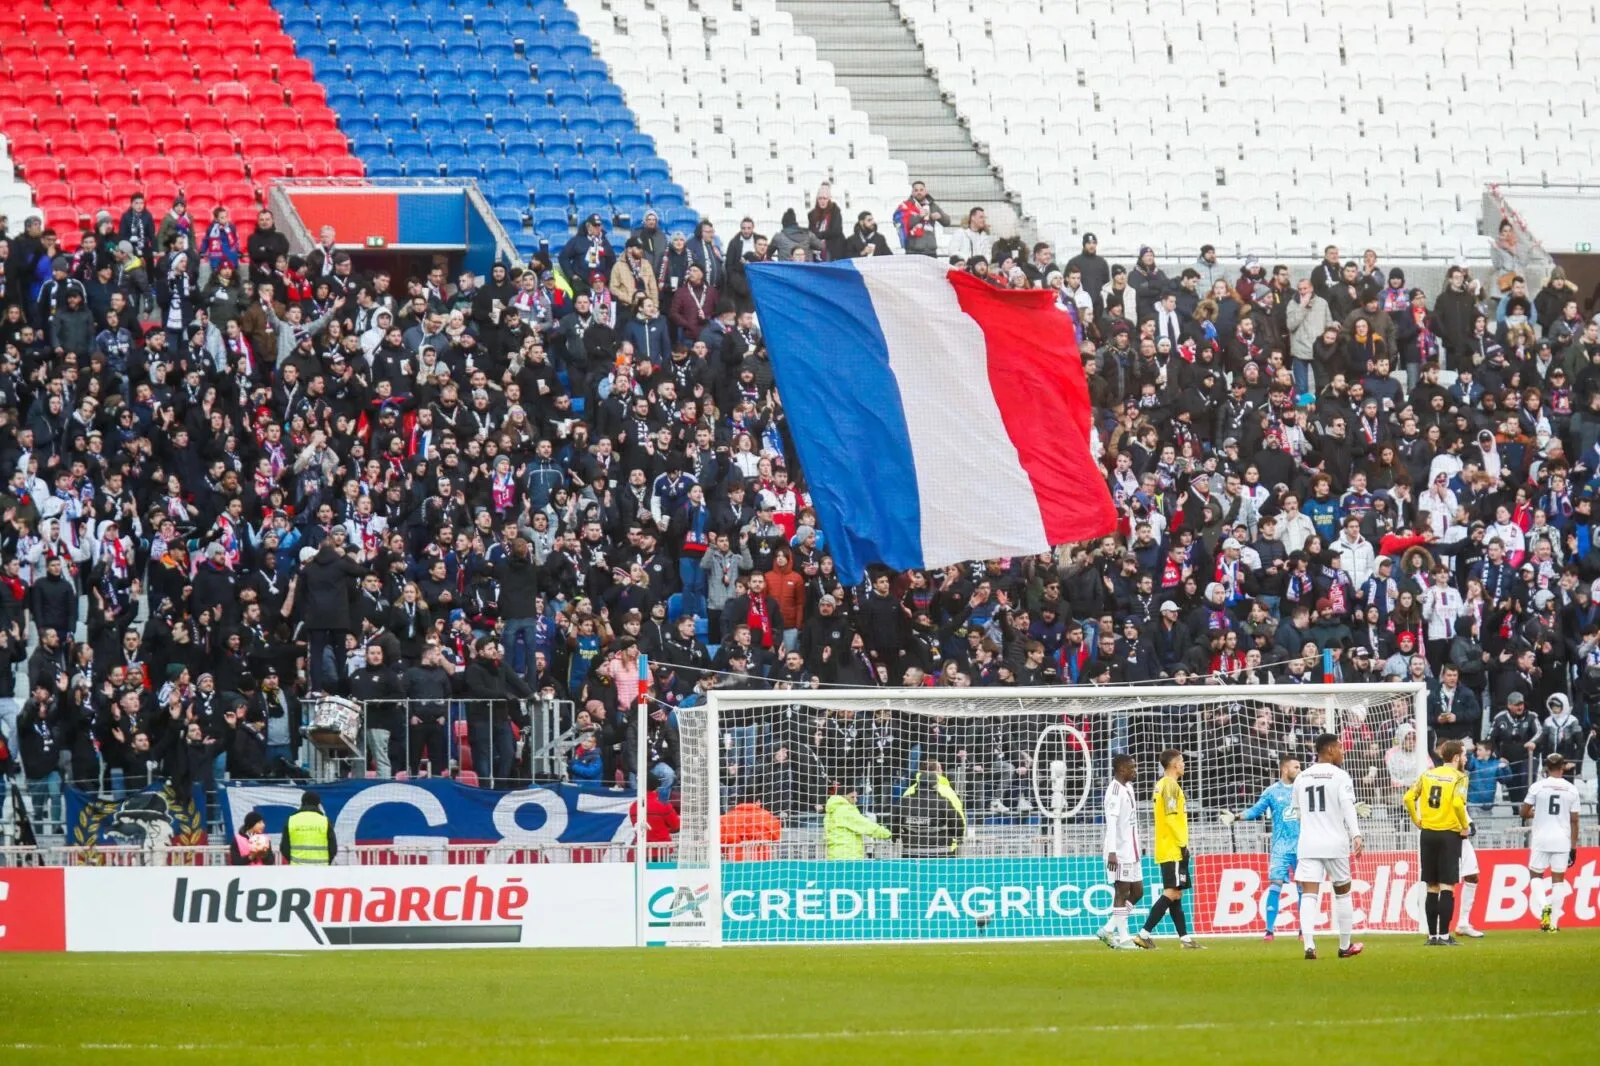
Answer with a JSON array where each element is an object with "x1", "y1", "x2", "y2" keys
[{"x1": 6, "y1": 933, "x2": 1597, "y2": 1065}]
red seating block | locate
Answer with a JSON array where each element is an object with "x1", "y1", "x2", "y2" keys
[
  {"x1": 160, "y1": 131, "x2": 200, "y2": 156},
  {"x1": 246, "y1": 156, "x2": 288, "y2": 182},
  {"x1": 101, "y1": 158, "x2": 136, "y2": 184},
  {"x1": 197, "y1": 131, "x2": 237, "y2": 157},
  {"x1": 120, "y1": 131, "x2": 159, "y2": 157},
  {"x1": 327, "y1": 156, "x2": 365, "y2": 178},
  {"x1": 239, "y1": 130, "x2": 277, "y2": 157}
]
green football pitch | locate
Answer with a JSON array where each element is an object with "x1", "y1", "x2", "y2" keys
[{"x1": 7, "y1": 933, "x2": 1597, "y2": 1065}]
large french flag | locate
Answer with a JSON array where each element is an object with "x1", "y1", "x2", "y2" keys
[{"x1": 746, "y1": 255, "x2": 1117, "y2": 581}]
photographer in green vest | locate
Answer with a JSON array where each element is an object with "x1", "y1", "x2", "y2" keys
[{"x1": 280, "y1": 790, "x2": 337, "y2": 866}]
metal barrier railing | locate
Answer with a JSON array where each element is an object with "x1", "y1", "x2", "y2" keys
[{"x1": 306, "y1": 696, "x2": 575, "y2": 786}]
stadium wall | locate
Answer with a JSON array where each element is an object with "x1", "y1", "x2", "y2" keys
[{"x1": 4, "y1": 849, "x2": 1596, "y2": 952}]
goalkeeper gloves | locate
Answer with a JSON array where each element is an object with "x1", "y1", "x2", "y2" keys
[
  {"x1": 1353, "y1": 801, "x2": 1372, "y2": 818},
  {"x1": 1217, "y1": 811, "x2": 1237, "y2": 825}
]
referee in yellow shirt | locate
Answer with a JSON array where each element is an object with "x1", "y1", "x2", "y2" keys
[
  {"x1": 1134, "y1": 749, "x2": 1203, "y2": 949},
  {"x1": 1404, "y1": 739, "x2": 1470, "y2": 946}
]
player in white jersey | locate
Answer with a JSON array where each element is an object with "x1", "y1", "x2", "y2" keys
[
  {"x1": 1521, "y1": 753, "x2": 1582, "y2": 932},
  {"x1": 1292, "y1": 733, "x2": 1365, "y2": 960},
  {"x1": 1097, "y1": 754, "x2": 1144, "y2": 950}
]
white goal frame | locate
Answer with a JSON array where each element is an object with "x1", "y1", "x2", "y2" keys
[{"x1": 661, "y1": 683, "x2": 1428, "y2": 947}]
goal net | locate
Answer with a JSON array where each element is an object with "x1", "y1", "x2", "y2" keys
[{"x1": 657, "y1": 683, "x2": 1428, "y2": 946}]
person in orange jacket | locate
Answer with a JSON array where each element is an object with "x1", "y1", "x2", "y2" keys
[{"x1": 766, "y1": 547, "x2": 807, "y2": 653}]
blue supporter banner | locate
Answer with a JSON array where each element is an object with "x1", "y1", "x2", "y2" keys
[
  {"x1": 66, "y1": 783, "x2": 208, "y2": 847},
  {"x1": 219, "y1": 779, "x2": 635, "y2": 846}
]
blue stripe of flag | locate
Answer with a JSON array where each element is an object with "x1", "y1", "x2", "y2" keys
[{"x1": 745, "y1": 260, "x2": 922, "y2": 581}]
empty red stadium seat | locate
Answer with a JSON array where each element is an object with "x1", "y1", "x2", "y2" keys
[
  {"x1": 197, "y1": 131, "x2": 237, "y2": 157},
  {"x1": 57, "y1": 84, "x2": 97, "y2": 110},
  {"x1": 0, "y1": 107, "x2": 35, "y2": 132},
  {"x1": 186, "y1": 107, "x2": 228, "y2": 134},
  {"x1": 275, "y1": 131, "x2": 313, "y2": 156},
  {"x1": 74, "y1": 109, "x2": 113, "y2": 134},
  {"x1": 291, "y1": 157, "x2": 329, "y2": 178},
  {"x1": 44, "y1": 208, "x2": 81, "y2": 234},
  {"x1": 34, "y1": 39, "x2": 73, "y2": 67},
  {"x1": 173, "y1": 85, "x2": 210, "y2": 111},
  {"x1": 217, "y1": 181, "x2": 258, "y2": 210},
  {"x1": 170, "y1": 156, "x2": 209, "y2": 184},
  {"x1": 83, "y1": 132, "x2": 123, "y2": 158},
  {"x1": 160, "y1": 131, "x2": 200, "y2": 156},
  {"x1": 144, "y1": 104, "x2": 188, "y2": 132},
  {"x1": 137, "y1": 84, "x2": 177, "y2": 108},
  {"x1": 101, "y1": 158, "x2": 136, "y2": 184},
  {"x1": 49, "y1": 132, "x2": 89, "y2": 157},
  {"x1": 239, "y1": 130, "x2": 277, "y2": 157},
  {"x1": 97, "y1": 84, "x2": 135, "y2": 111},
  {"x1": 257, "y1": 39, "x2": 297, "y2": 66},
  {"x1": 35, "y1": 108, "x2": 73, "y2": 136},
  {"x1": 260, "y1": 106, "x2": 300, "y2": 133},
  {"x1": 62, "y1": 158, "x2": 102, "y2": 184},
  {"x1": 146, "y1": 40, "x2": 188, "y2": 71},
  {"x1": 35, "y1": 181, "x2": 73, "y2": 208},
  {"x1": 112, "y1": 106, "x2": 155, "y2": 134},
  {"x1": 183, "y1": 181, "x2": 220, "y2": 210},
  {"x1": 212, "y1": 84, "x2": 254, "y2": 111},
  {"x1": 120, "y1": 131, "x2": 159, "y2": 158},
  {"x1": 309, "y1": 130, "x2": 350, "y2": 154},
  {"x1": 299, "y1": 108, "x2": 342, "y2": 134},
  {"x1": 247, "y1": 157, "x2": 288, "y2": 182},
  {"x1": 327, "y1": 156, "x2": 365, "y2": 178},
  {"x1": 139, "y1": 157, "x2": 176, "y2": 183},
  {"x1": 209, "y1": 156, "x2": 248, "y2": 183},
  {"x1": 285, "y1": 82, "x2": 326, "y2": 108}
]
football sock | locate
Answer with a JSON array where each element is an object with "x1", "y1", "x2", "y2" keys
[
  {"x1": 1424, "y1": 891, "x2": 1439, "y2": 936},
  {"x1": 1550, "y1": 882, "x2": 1568, "y2": 928},
  {"x1": 1457, "y1": 881, "x2": 1476, "y2": 928},
  {"x1": 1333, "y1": 893, "x2": 1354, "y2": 951},
  {"x1": 1300, "y1": 888, "x2": 1320, "y2": 949},
  {"x1": 1169, "y1": 898, "x2": 1189, "y2": 937},
  {"x1": 1114, "y1": 904, "x2": 1130, "y2": 939},
  {"x1": 1530, "y1": 876, "x2": 1548, "y2": 916},
  {"x1": 1437, "y1": 890, "x2": 1455, "y2": 935},
  {"x1": 1264, "y1": 883, "x2": 1283, "y2": 934},
  {"x1": 1143, "y1": 896, "x2": 1170, "y2": 934}
]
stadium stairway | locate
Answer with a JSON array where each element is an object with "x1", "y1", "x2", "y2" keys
[
  {"x1": 777, "y1": 0, "x2": 1017, "y2": 232},
  {"x1": 0, "y1": 0, "x2": 362, "y2": 240},
  {"x1": 277, "y1": 0, "x2": 695, "y2": 260}
]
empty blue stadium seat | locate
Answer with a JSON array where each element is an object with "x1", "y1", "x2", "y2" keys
[
  {"x1": 523, "y1": 158, "x2": 560, "y2": 183},
  {"x1": 618, "y1": 133, "x2": 656, "y2": 159},
  {"x1": 633, "y1": 158, "x2": 671, "y2": 184},
  {"x1": 464, "y1": 131, "x2": 505, "y2": 156},
  {"x1": 541, "y1": 130, "x2": 581, "y2": 156},
  {"x1": 569, "y1": 179, "x2": 610, "y2": 204},
  {"x1": 589, "y1": 86, "x2": 626, "y2": 110},
  {"x1": 532, "y1": 206, "x2": 571, "y2": 230},
  {"x1": 597, "y1": 161, "x2": 632, "y2": 185},
  {"x1": 390, "y1": 131, "x2": 430, "y2": 157},
  {"x1": 365, "y1": 156, "x2": 405, "y2": 177}
]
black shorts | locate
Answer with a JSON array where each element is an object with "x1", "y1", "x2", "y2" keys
[
  {"x1": 1160, "y1": 852, "x2": 1191, "y2": 891},
  {"x1": 1419, "y1": 829, "x2": 1463, "y2": 885}
]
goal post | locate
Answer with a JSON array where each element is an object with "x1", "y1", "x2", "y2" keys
[{"x1": 654, "y1": 683, "x2": 1428, "y2": 946}]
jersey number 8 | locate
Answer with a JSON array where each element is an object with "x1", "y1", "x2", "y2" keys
[{"x1": 1427, "y1": 785, "x2": 1442, "y2": 809}]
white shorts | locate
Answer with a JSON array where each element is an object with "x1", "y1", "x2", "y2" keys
[
  {"x1": 1531, "y1": 848, "x2": 1570, "y2": 875},
  {"x1": 1296, "y1": 857, "x2": 1351, "y2": 886},
  {"x1": 1109, "y1": 858, "x2": 1143, "y2": 884},
  {"x1": 1460, "y1": 839, "x2": 1478, "y2": 878}
]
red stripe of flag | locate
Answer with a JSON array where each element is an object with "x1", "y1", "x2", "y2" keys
[{"x1": 947, "y1": 270, "x2": 1118, "y2": 547}]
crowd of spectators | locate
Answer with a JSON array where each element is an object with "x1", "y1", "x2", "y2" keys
[{"x1": 0, "y1": 178, "x2": 1595, "y2": 839}]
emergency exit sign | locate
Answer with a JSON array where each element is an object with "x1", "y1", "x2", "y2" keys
[{"x1": 365, "y1": 235, "x2": 387, "y2": 248}]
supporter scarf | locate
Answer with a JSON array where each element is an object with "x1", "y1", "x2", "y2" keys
[
  {"x1": 103, "y1": 535, "x2": 128, "y2": 580},
  {"x1": 748, "y1": 596, "x2": 774, "y2": 648},
  {"x1": 1161, "y1": 557, "x2": 1184, "y2": 588},
  {"x1": 491, "y1": 471, "x2": 515, "y2": 515}
]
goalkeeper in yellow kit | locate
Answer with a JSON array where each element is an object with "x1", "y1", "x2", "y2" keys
[
  {"x1": 1133, "y1": 749, "x2": 1203, "y2": 950},
  {"x1": 1404, "y1": 739, "x2": 1471, "y2": 946}
]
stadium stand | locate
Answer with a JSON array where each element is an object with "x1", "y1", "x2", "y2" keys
[
  {"x1": 280, "y1": 0, "x2": 694, "y2": 258},
  {"x1": 0, "y1": 0, "x2": 360, "y2": 239},
  {"x1": 897, "y1": 0, "x2": 1596, "y2": 259},
  {"x1": 569, "y1": 0, "x2": 911, "y2": 241}
]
